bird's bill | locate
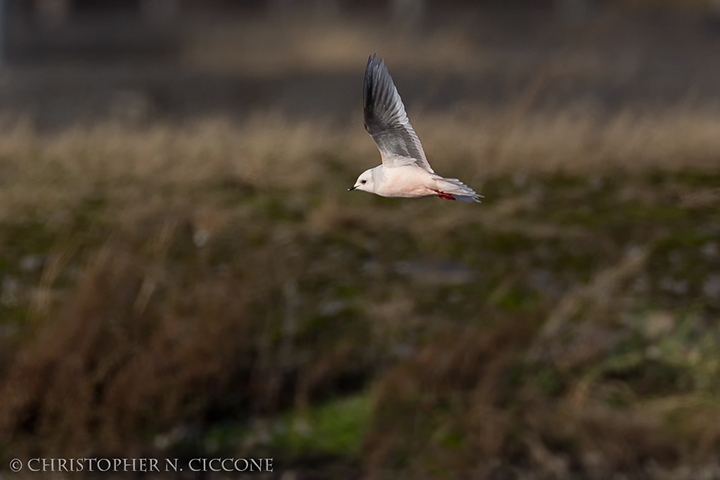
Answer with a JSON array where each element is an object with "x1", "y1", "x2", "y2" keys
[{"x1": 348, "y1": 185, "x2": 358, "y2": 191}]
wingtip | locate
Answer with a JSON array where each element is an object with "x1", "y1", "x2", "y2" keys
[
  {"x1": 367, "y1": 53, "x2": 386, "y2": 71},
  {"x1": 364, "y1": 53, "x2": 390, "y2": 110},
  {"x1": 367, "y1": 53, "x2": 378, "y2": 67}
]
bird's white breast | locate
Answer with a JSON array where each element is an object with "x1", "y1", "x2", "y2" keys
[{"x1": 375, "y1": 166, "x2": 435, "y2": 198}]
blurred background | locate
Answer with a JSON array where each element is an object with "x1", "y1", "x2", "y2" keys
[{"x1": 0, "y1": 0, "x2": 720, "y2": 479}]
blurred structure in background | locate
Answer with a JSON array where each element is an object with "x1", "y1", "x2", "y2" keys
[
  {"x1": 1, "y1": 0, "x2": 719, "y2": 57},
  {"x1": 0, "y1": 0, "x2": 719, "y2": 131},
  {"x1": 0, "y1": 0, "x2": 7, "y2": 65},
  {"x1": 0, "y1": 0, "x2": 647, "y2": 67},
  {"x1": 556, "y1": 0, "x2": 594, "y2": 23}
]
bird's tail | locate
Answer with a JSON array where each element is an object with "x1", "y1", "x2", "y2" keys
[{"x1": 433, "y1": 175, "x2": 483, "y2": 203}]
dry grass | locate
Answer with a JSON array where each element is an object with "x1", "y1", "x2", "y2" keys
[
  {"x1": 1, "y1": 105, "x2": 720, "y2": 217},
  {"x1": 0, "y1": 102, "x2": 717, "y2": 470},
  {"x1": 0, "y1": 236, "x2": 261, "y2": 456},
  {"x1": 1, "y1": 151, "x2": 716, "y2": 479},
  {"x1": 0, "y1": 213, "x2": 374, "y2": 458},
  {"x1": 0, "y1": 98, "x2": 719, "y2": 478}
]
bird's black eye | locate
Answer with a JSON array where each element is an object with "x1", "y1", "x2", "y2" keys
[{"x1": 361, "y1": 180, "x2": 367, "y2": 184}]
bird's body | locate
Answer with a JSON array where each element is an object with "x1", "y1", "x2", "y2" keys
[
  {"x1": 349, "y1": 54, "x2": 481, "y2": 203},
  {"x1": 364, "y1": 161, "x2": 477, "y2": 200}
]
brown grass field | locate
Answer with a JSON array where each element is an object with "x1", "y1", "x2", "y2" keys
[{"x1": 1, "y1": 7, "x2": 720, "y2": 480}]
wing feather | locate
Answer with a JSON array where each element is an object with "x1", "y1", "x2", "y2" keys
[{"x1": 363, "y1": 54, "x2": 434, "y2": 173}]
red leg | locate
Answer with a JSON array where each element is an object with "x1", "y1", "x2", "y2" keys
[{"x1": 435, "y1": 190, "x2": 456, "y2": 200}]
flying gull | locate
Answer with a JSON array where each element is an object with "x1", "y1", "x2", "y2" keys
[{"x1": 349, "y1": 54, "x2": 481, "y2": 203}]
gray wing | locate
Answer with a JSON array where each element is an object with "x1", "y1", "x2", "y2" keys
[{"x1": 363, "y1": 54, "x2": 434, "y2": 173}]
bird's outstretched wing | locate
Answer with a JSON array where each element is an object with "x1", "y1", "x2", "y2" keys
[{"x1": 363, "y1": 54, "x2": 434, "y2": 173}]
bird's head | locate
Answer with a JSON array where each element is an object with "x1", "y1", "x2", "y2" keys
[{"x1": 349, "y1": 168, "x2": 375, "y2": 193}]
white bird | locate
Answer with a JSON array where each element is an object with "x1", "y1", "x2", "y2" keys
[{"x1": 349, "y1": 54, "x2": 481, "y2": 203}]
